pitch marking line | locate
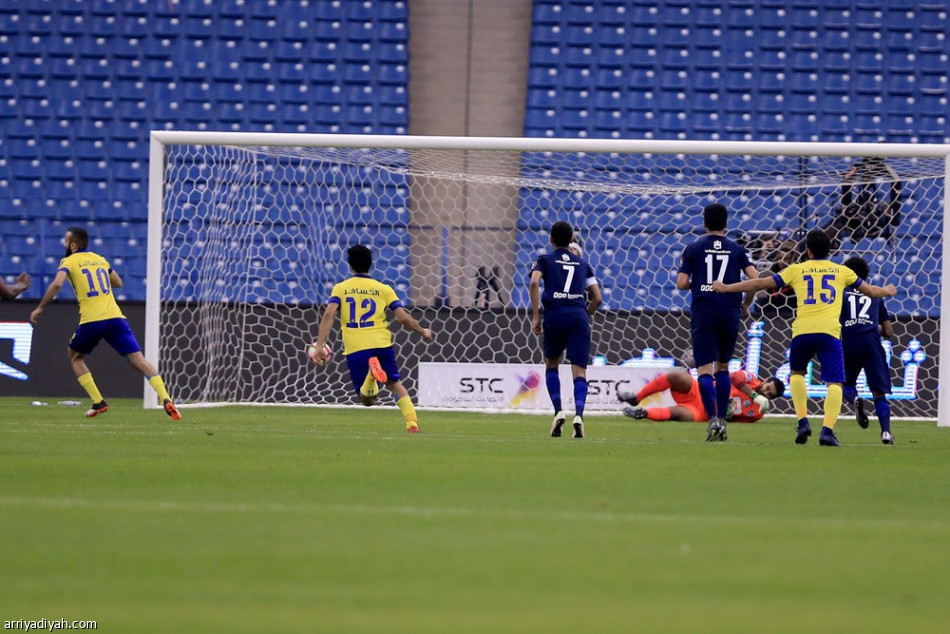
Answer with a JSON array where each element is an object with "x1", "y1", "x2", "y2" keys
[{"x1": 0, "y1": 496, "x2": 945, "y2": 529}]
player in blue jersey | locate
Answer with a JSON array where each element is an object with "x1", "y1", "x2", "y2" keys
[
  {"x1": 529, "y1": 221, "x2": 602, "y2": 439},
  {"x1": 840, "y1": 256, "x2": 895, "y2": 444},
  {"x1": 674, "y1": 203, "x2": 758, "y2": 442}
]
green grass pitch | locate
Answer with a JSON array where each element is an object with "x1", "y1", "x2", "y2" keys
[{"x1": 1, "y1": 397, "x2": 948, "y2": 633}]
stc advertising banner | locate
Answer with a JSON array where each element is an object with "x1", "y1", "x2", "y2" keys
[{"x1": 417, "y1": 362, "x2": 678, "y2": 413}]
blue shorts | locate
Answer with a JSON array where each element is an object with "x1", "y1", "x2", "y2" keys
[
  {"x1": 542, "y1": 309, "x2": 591, "y2": 368},
  {"x1": 690, "y1": 317, "x2": 740, "y2": 367},
  {"x1": 69, "y1": 317, "x2": 141, "y2": 356},
  {"x1": 843, "y1": 335, "x2": 892, "y2": 395},
  {"x1": 345, "y1": 346, "x2": 401, "y2": 393},
  {"x1": 789, "y1": 333, "x2": 844, "y2": 384}
]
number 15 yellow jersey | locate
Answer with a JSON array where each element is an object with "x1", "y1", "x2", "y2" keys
[
  {"x1": 772, "y1": 259, "x2": 860, "y2": 339},
  {"x1": 58, "y1": 250, "x2": 125, "y2": 324}
]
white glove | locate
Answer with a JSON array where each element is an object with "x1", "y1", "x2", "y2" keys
[{"x1": 752, "y1": 393, "x2": 770, "y2": 413}]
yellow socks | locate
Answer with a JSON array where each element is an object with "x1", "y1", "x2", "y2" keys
[
  {"x1": 78, "y1": 372, "x2": 103, "y2": 403},
  {"x1": 397, "y1": 395, "x2": 418, "y2": 429},
  {"x1": 148, "y1": 375, "x2": 171, "y2": 402},
  {"x1": 360, "y1": 371, "x2": 379, "y2": 399},
  {"x1": 790, "y1": 374, "x2": 808, "y2": 420},
  {"x1": 824, "y1": 384, "x2": 843, "y2": 429}
]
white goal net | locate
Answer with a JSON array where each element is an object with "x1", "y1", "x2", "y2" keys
[{"x1": 148, "y1": 133, "x2": 949, "y2": 422}]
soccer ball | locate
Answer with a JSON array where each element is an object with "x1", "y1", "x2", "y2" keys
[{"x1": 306, "y1": 342, "x2": 333, "y2": 366}]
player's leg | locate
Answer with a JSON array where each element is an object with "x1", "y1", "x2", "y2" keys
[
  {"x1": 103, "y1": 318, "x2": 181, "y2": 420},
  {"x1": 691, "y1": 321, "x2": 719, "y2": 426},
  {"x1": 387, "y1": 380, "x2": 419, "y2": 433},
  {"x1": 624, "y1": 405, "x2": 696, "y2": 421},
  {"x1": 345, "y1": 351, "x2": 378, "y2": 407},
  {"x1": 66, "y1": 324, "x2": 108, "y2": 417},
  {"x1": 816, "y1": 336, "x2": 846, "y2": 447},
  {"x1": 373, "y1": 348, "x2": 417, "y2": 432},
  {"x1": 565, "y1": 315, "x2": 591, "y2": 439},
  {"x1": 864, "y1": 344, "x2": 894, "y2": 443},
  {"x1": 541, "y1": 319, "x2": 567, "y2": 436},
  {"x1": 842, "y1": 340, "x2": 868, "y2": 429},
  {"x1": 713, "y1": 321, "x2": 740, "y2": 428},
  {"x1": 787, "y1": 335, "x2": 815, "y2": 444}
]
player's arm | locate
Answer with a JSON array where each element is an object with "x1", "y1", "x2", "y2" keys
[
  {"x1": 393, "y1": 306, "x2": 434, "y2": 342},
  {"x1": 309, "y1": 303, "x2": 338, "y2": 364},
  {"x1": 712, "y1": 275, "x2": 777, "y2": 294},
  {"x1": 586, "y1": 283, "x2": 602, "y2": 317},
  {"x1": 529, "y1": 270, "x2": 543, "y2": 335},
  {"x1": 855, "y1": 280, "x2": 897, "y2": 299},
  {"x1": 0, "y1": 272, "x2": 30, "y2": 300},
  {"x1": 675, "y1": 272, "x2": 690, "y2": 291},
  {"x1": 880, "y1": 318, "x2": 894, "y2": 340},
  {"x1": 30, "y1": 270, "x2": 68, "y2": 324},
  {"x1": 740, "y1": 265, "x2": 760, "y2": 314},
  {"x1": 109, "y1": 269, "x2": 123, "y2": 288}
]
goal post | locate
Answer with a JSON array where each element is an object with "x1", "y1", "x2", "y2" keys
[{"x1": 147, "y1": 132, "x2": 950, "y2": 423}]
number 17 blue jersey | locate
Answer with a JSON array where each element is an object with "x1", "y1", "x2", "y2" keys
[{"x1": 679, "y1": 235, "x2": 753, "y2": 317}]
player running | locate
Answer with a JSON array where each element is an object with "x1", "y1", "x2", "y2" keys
[
  {"x1": 840, "y1": 256, "x2": 895, "y2": 444},
  {"x1": 29, "y1": 227, "x2": 181, "y2": 420},
  {"x1": 309, "y1": 244, "x2": 433, "y2": 433},
  {"x1": 529, "y1": 221, "x2": 602, "y2": 439},
  {"x1": 713, "y1": 229, "x2": 897, "y2": 447},
  {"x1": 618, "y1": 369, "x2": 784, "y2": 425},
  {"x1": 677, "y1": 203, "x2": 759, "y2": 442}
]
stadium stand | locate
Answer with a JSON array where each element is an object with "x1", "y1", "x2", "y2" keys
[
  {"x1": 520, "y1": 0, "x2": 949, "y2": 313},
  {"x1": 0, "y1": 0, "x2": 410, "y2": 302}
]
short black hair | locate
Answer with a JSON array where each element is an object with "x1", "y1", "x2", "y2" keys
[
  {"x1": 66, "y1": 226, "x2": 89, "y2": 250},
  {"x1": 805, "y1": 229, "x2": 832, "y2": 259},
  {"x1": 768, "y1": 377, "x2": 786, "y2": 397},
  {"x1": 703, "y1": 203, "x2": 728, "y2": 231},
  {"x1": 843, "y1": 255, "x2": 870, "y2": 281},
  {"x1": 551, "y1": 221, "x2": 573, "y2": 248},
  {"x1": 347, "y1": 244, "x2": 372, "y2": 274}
]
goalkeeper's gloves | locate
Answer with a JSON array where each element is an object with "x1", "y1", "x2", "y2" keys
[{"x1": 752, "y1": 392, "x2": 770, "y2": 413}]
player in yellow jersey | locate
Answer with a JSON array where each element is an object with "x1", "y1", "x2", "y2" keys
[
  {"x1": 309, "y1": 244, "x2": 433, "y2": 433},
  {"x1": 29, "y1": 227, "x2": 181, "y2": 421},
  {"x1": 713, "y1": 230, "x2": 896, "y2": 447}
]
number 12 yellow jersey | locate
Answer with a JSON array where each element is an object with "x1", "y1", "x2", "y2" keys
[
  {"x1": 58, "y1": 250, "x2": 125, "y2": 324},
  {"x1": 329, "y1": 274, "x2": 402, "y2": 355}
]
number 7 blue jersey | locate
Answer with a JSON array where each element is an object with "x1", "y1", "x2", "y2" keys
[{"x1": 531, "y1": 248, "x2": 597, "y2": 315}]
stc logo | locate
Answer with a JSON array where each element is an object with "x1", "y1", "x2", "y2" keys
[{"x1": 0, "y1": 321, "x2": 33, "y2": 381}]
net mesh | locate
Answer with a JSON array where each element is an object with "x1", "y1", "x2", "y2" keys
[{"x1": 157, "y1": 140, "x2": 943, "y2": 417}]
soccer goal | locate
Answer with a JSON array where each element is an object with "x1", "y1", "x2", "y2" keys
[{"x1": 147, "y1": 132, "x2": 950, "y2": 423}]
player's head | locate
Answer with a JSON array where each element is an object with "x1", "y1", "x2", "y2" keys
[
  {"x1": 760, "y1": 377, "x2": 786, "y2": 400},
  {"x1": 550, "y1": 221, "x2": 574, "y2": 248},
  {"x1": 64, "y1": 227, "x2": 89, "y2": 256},
  {"x1": 843, "y1": 255, "x2": 870, "y2": 280},
  {"x1": 347, "y1": 244, "x2": 373, "y2": 274},
  {"x1": 804, "y1": 229, "x2": 832, "y2": 259},
  {"x1": 568, "y1": 235, "x2": 583, "y2": 257},
  {"x1": 703, "y1": 203, "x2": 728, "y2": 232}
]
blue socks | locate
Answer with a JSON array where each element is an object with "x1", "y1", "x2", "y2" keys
[
  {"x1": 546, "y1": 368, "x2": 562, "y2": 414},
  {"x1": 698, "y1": 374, "x2": 717, "y2": 419},
  {"x1": 715, "y1": 370, "x2": 731, "y2": 420},
  {"x1": 573, "y1": 377, "x2": 588, "y2": 418},
  {"x1": 842, "y1": 385, "x2": 858, "y2": 404},
  {"x1": 875, "y1": 396, "x2": 891, "y2": 433}
]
